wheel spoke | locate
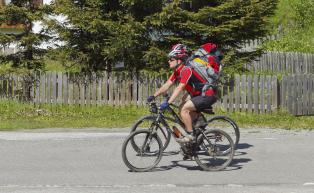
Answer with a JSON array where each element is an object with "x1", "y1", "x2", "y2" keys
[
  {"x1": 194, "y1": 129, "x2": 234, "y2": 171},
  {"x1": 130, "y1": 115, "x2": 171, "y2": 151},
  {"x1": 122, "y1": 130, "x2": 163, "y2": 172}
]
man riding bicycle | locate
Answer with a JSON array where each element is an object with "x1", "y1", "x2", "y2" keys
[{"x1": 147, "y1": 43, "x2": 218, "y2": 143}]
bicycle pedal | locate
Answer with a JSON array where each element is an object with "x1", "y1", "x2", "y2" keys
[{"x1": 182, "y1": 155, "x2": 193, "y2": 161}]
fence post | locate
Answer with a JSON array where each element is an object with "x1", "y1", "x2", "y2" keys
[
  {"x1": 290, "y1": 75, "x2": 297, "y2": 115},
  {"x1": 137, "y1": 72, "x2": 143, "y2": 106},
  {"x1": 253, "y1": 75, "x2": 259, "y2": 113},
  {"x1": 247, "y1": 75, "x2": 252, "y2": 113},
  {"x1": 132, "y1": 73, "x2": 138, "y2": 105},
  {"x1": 234, "y1": 75, "x2": 240, "y2": 112},
  {"x1": 68, "y1": 73, "x2": 74, "y2": 105},
  {"x1": 228, "y1": 76, "x2": 234, "y2": 113},
  {"x1": 96, "y1": 73, "x2": 102, "y2": 106},
  {"x1": 62, "y1": 73, "x2": 68, "y2": 105},
  {"x1": 73, "y1": 74, "x2": 80, "y2": 104},
  {"x1": 113, "y1": 73, "x2": 119, "y2": 106},
  {"x1": 260, "y1": 75, "x2": 265, "y2": 113},
  {"x1": 101, "y1": 72, "x2": 109, "y2": 104},
  {"x1": 120, "y1": 73, "x2": 126, "y2": 106},
  {"x1": 80, "y1": 74, "x2": 86, "y2": 106},
  {"x1": 271, "y1": 75, "x2": 278, "y2": 112},
  {"x1": 34, "y1": 72, "x2": 40, "y2": 104},
  {"x1": 310, "y1": 75, "x2": 314, "y2": 114},
  {"x1": 108, "y1": 72, "x2": 114, "y2": 106},
  {"x1": 266, "y1": 75, "x2": 271, "y2": 113},
  {"x1": 40, "y1": 72, "x2": 46, "y2": 104}
]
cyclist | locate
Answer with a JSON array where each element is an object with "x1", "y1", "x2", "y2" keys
[{"x1": 147, "y1": 43, "x2": 217, "y2": 143}]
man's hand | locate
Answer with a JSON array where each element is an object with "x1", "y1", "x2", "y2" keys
[
  {"x1": 159, "y1": 101, "x2": 169, "y2": 110},
  {"x1": 147, "y1": 95, "x2": 155, "y2": 103}
]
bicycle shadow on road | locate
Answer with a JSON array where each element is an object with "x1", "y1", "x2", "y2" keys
[
  {"x1": 234, "y1": 143, "x2": 253, "y2": 156},
  {"x1": 228, "y1": 158, "x2": 252, "y2": 171},
  {"x1": 154, "y1": 160, "x2": 204, "y2": 172},
  {"x1": 229, "y1": 143, "x2": 253, "y2": 170},
  {"x1": 152, "y1": 157, "x2": 252, "y2": 172},
  {"x1": 237, "y1": 143, "x2": 253, "y2": 150},
  {"x1": 145, "y1": 143, "x2": 254, "y2": 172},
  {"x1": 154, "y1": 158, "x2": 251, "y2": 172}
]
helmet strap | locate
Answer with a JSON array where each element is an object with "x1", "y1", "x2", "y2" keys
[{"x1": 175, "y1": 60, "x2": 182, "y2": 68}]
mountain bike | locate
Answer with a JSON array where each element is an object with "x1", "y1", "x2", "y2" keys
[
  {"x1": 129, "y1": 95, "x2": 240, "y2": 152},
  {"x1": 121, "y1": 99, "x2": 235, "y2": 172}
]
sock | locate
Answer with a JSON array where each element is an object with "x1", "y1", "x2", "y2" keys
[{"x1": 186, "y1": 131, "x2": 193, "y2": 136}]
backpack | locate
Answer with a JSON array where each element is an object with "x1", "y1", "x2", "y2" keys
[{"x1": 186, "y1": 43, "x2": 223, "y2": 95}]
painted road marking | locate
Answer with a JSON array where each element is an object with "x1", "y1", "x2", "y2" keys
[
  {"x1": 257, "y1": 138, "x2": 278, "y2": 140},
  {"x1": 227, "y1": 184, "x2": 244, "y2": 187},
  {"x1": 303, "y1": 182, "x2": 314, "y2": 186}
]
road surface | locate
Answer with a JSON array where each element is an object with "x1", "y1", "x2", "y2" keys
[{"x1": 0, "y1": 128, "x2": 314, "y2": 193}]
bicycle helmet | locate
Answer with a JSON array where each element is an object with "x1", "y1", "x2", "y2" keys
[{"x1": 168, "y1": 44, "x2": 188, "y2": 59}]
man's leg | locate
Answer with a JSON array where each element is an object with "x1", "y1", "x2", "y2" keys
[
  {"x1": 175, "y1": 100, "x2": 198, "y2": 145},
  {"x1": 179, "y1": 93, "x2": 190, "y2": 112},
  {"x1": 180, "y1": 100, "x2": 197, "y2": 133}
]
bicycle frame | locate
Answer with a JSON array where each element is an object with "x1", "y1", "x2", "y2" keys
[{"x1": 148, "y1": 102, "x2": 214, "y2": 150}]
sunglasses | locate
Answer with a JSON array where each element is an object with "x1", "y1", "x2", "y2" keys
[{"x1": 168, "y1": 58, "x2": 177, "y2": 62}]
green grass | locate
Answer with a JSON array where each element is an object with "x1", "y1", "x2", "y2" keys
[
  {"x1": 44, "y1": 58, "x2": 68, "y2": 72},
  {"x1": 264, "y1": 26, "x2": 314, "y2": 53},
  {"x1": 44, "y1": 58, "x2": 81, "y2": 72},
  {"x1": 217, "y1": 110, "x2": 314, "y2": 130},
  {"x1": 0, "y1": 100, "x2": 313, "y2": 131},
  {"x1": 0, "y1": 58, "x2": 80, "y2": 74},
  {"x1": 0, "y1": 100, "x2": 147, "y2": 130},
  {"x1": 265, "y1": 0, "x2": 314, "y2": 53}
]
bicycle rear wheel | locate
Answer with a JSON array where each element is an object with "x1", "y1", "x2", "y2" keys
[
  {"x1": 130, "y1": 115, "x2": 171, "y2": 151},
  {"x1": 194, "y1": 129, "x2": 234, "y2": 171},
  {"x1": 206, "y1": 116, "x2": 240, "y2": 148},
  {"x1": 122, "y1": 129, "x2": 163, "y2": 172}
]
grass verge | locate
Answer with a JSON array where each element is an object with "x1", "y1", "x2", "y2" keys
[
  {"x1": 216, "y1": 110, "x2": 314, "y2": 130},
  {"x1": 0, "y1": 100, "x2": 146, "y2": 130},
  {"x1": 0, "y1": 100, "x2": 313, "y2": 131}
]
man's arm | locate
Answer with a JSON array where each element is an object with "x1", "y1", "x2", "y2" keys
[
  {"x1": 168, "y1": 83, "x2": 186, "y2": 104},
  {"x1": 153, "y1": 80, "x2": 174, "y2": 98}
]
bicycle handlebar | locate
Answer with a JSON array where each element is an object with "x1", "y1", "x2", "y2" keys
[{"x1": 146, "y1": 93, "x2": 180, "y2": 114}]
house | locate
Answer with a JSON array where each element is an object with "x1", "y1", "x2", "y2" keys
[{"x1": 0, "y1": 0, "x2": 44, "y2": 54}]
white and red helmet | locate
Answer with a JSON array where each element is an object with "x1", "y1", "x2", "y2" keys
[{"x1": 168, "y1": 44, "x2": 188, "y2": 59}]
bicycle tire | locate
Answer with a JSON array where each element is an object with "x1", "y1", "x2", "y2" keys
[
  {"x1": 122, "y1": 129, "x2": 163, "y2": 172},
  {"x1": 130, "y1": 115, "x2": 171, "y2": 151},
  {"x1": 194, "y1": 129, "x2": 234, "y2": 171},
  {"x1": 206, "y1": 116, "x2": 240, "y2": 148}
]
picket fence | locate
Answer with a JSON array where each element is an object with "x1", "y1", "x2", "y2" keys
[{"x1": 1, "y1": 72, "x2": 314, "y2": 115}]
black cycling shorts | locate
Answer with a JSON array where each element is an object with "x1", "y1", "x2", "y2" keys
[{"x1": 191, "y1": 95, "x2": 217, "y2": 112}]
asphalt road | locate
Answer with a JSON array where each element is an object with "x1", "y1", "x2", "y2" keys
[{"x1": 0, "y1": 128, "x2": 314, "y2": 193}]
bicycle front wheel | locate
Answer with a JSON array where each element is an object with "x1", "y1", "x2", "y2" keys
[
  {"x1": 130, "y1": 115, "x2": 171, "y2": 151},
  {"x1": 194, "y1": 129, "x2": 234, "y2": 171},
  {"x1": 122, "y1": 129, "x2": 163, "y2": 172}
]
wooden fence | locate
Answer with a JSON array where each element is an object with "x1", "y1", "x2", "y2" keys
[
  {"x1": 218, "y1": 74, "x2": 279, "y2": 114},
  {"x1": 281, "y1": 74, "x2": 314, "y2": 115},
  {"x1": 1, "y1": 72, "x2": 314, "y2": 115},
  {"x1": 245, "y1": 52, "x2": 314, "y2": 74}
]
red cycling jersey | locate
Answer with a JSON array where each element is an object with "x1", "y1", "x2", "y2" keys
[{"x1": 168, "y1": 64, "x2": 215, "y2": 97}]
